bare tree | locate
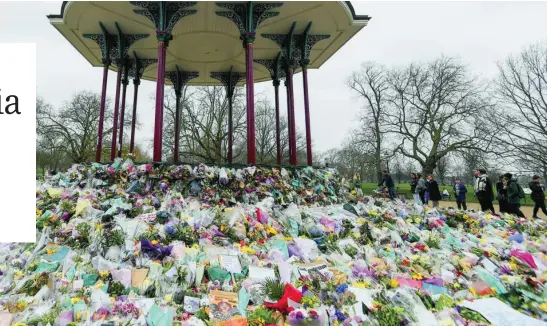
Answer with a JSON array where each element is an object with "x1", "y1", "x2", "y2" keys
[
  {"x1": 37, "y1": 91, "x2": 136, "y2": 164},
  {"x1": 434, "y1": 155, "x2": 451, "y2": 185},
  {"x1": 348, "y1": 62, "x2": 390, "y2": 183},
  {"x1": 490, "y1": 42, "x2": 547, "y2": 174},
  {"x1": 386, "y1": 56, "x2": 494, "y2": 175},
  {"x1": 159, "y1": 86, "x2": 246, "y2": 164}
]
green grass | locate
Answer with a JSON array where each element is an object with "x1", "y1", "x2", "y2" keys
[{"x1": 360, "y1": 182, "x2": 543, "y2": 207}]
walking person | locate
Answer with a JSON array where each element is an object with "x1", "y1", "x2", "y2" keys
[
  {"x1": 415, "y1": 173, "x2": 427, "y2": 204},
  {"x1": 378, "y1": 170, "x2": 396, "y2": 200},
  {"x1": 453, "y1": 178, "x2": 468, "y2": 210},
  {"x1": 427, "y1": 175, "x2": 441, "y2": 208},
  {"x1": 530, "y1": 175, "x2": 547, "y2": 219},
  {"x1": 410, "y1": 173, "x2": 420, "y2": 204},
  {"x1": 473, "y1": 169, "x2": 496, "y2": 214},
  {"x1": 504, "y1": 173, "x2": 525, "y2": 218},
  {"x1": 496, "y1": 175, "x2": 508, "y2": 214}
]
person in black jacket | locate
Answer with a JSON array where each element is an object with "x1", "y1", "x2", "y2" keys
[
  {"x1": 496, "y1": 175, "x2": 508, "y2": 213},
  {"x1": 473, "y1": 169, "x2": 495, "y2": 214},
  {"x1": 410, "y1": 173, "x2": 419, "y2": 203},
  {"x1": 378, "y1": 170, "x2": 396, "y2": 200},
  {"x1": 427, "y1": 175, "x2": 442, "y2": 208},
  {"x1": 530, "y1": 175, "x2": 547, "y2": 219}
]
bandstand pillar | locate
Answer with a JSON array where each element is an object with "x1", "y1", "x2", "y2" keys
[
  {"x1": 215, "y1": 2, "x2": 283, "y2": 165},
  {"x1": 83, "y1": 23, "x2": 114, "y2": 162},
  {"x1": 111, "y1": 64, "x2": 123, "y2": 161},
  {"x1": 166, "y1": 66, "x2": 199, "y2": 163},
  {"x1": 132, "y1": 1, "x2": 198, "y2": 162},
  {"x1": 211, "y1": 67, "x2": 245, "y2": 164},
  {"x1": 118, "y1": 60, "x2": 131, "y2": 157},
  {"x1": 128, "y1": 52, "x2": 157, "y2": 154},
  {"x1": 263, "y1": 22, "x2": 299, "y2": 166},
  {"x1": 255, "y1": 52, "x2": 285, "y2": 165},
  {"x1": 298, "y1": 22, "x2": 330, "y2": 166}
]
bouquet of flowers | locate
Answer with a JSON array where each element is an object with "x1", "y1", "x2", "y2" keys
[{"x1": 286, "y1": 308, "x2": 323, "y2": 326}]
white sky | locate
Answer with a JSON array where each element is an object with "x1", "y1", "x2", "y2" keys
[{"x1": 2, "y1": 1, "x2": 547, "y2": 156}]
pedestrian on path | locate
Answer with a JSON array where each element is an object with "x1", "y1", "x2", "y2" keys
[
  {"x1": 505, "y1": 173, "x2": 525, "y2": 218},
  {"x1": 474, "y1": 169, "x2": 496, "y2": 214},
  {"x1": 427, "y1": 175, "x2": 441, "y2": 208},
  {"x1": 530, "y1": 175, "x2": 547, "y2": 219},
  {"x1": 453, "y1": 178, "x2": 468, "y2": 210}
]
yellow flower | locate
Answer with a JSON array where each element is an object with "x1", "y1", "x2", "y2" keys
[
  {"x1": 357, "y1": 218, "x2": 365, "y2": 224},
  {"x1": 164, "y1": 294, "x2": 173, "y2": 303},
  {"x1": 151, "y1": 240, "x2": 159, "y2": 246},
  {"x1": 538, "y1": 303, "x2": 547, "y2": 312},
  {"x1": 284, "y1": 236, "x2": 293, "y2": 241},
  {"x1": 12, "y1": 323, "x2": 27, "y2": 326},
  {"x1": 96, "y1": 223, "x2": 103, "y2": 231},
  {"x1": 391, "y1": 279, "x2": 399, "y2": 288},
  {"x1": 71, "y1": 297, "x2": 81, "y2": 305},
  {"x1": 412, "y1": 273, "x2": 423, "y2": 280}
]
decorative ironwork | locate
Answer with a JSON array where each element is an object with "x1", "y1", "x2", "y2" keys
[
  {"x1": 166, "y1": 66, "x2": 199, "y2": 96},
  {"x1": 110, "y1": 22, "x2": 149, "y2": 67},
  {"x1": 128, "y1": 52, "x2": 157, "y2": 85},
  {"x1": 254, "y1": 52, "x2": 285, "y2": 83},
  {"x1": 262, "y1": 22, "x2": 301, "y2": 69},
  {"x1": 298, "y1": 23, "x2": 330, "y2": 67},
  {"x1": 132, "y1": 1, "x2": 197, "y2": 41},
  {"x1": 83, "y1": 22, "x2": 114, "y2": 65},
  {"x1": 263, "y1": 22, "x2": 330, "y2": 69},
  {"x1": 210, "y1": 67, "x2": 245, "y2": 97},
  {"x1": 215, "y1": 2, "x2": 282, "y2": 43},
  {"x1": 121, "y1": 58, "x2": 133, "y2": 85}
]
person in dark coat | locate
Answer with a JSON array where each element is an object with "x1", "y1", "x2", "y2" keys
[
  {"x1": 453, "y1": 178, "x2": 468, "y2": 210},
  {"x1": 415, "y1": 173, "x2": 427, "y2": 204},
  {"x1": 410, "y1": 173, "x2": 419, "y2": 204},
  {"x1": 505, "y1": 173, "x2": 525, "y2": 218},
  {"x1": 427, "y1": 175, "x2": 441, "y2": 208},
  {"x1": 473, "y1": 169, "x2": 495, "y2": 214},
  {"x1": 378, "y1": 170, "x2": 396, "y2": 200},
  {"x1": 530, "y1": 175, "x2": 547, "y2": 219},
  {"x1": 495, "y1": 175, "x2": 508, "y2": 214}
]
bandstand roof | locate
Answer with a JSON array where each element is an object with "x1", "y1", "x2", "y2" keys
[{"x1": 47, "y1": 1, "x2": 370, "y2": 86}]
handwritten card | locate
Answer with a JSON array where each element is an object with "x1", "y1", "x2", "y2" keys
[
  {"x1": 248, "y1": 266, "x2": 276, "y2": 281},
  {"x1": 218, "y1": 255, "x2": 242, "y2": 274}
]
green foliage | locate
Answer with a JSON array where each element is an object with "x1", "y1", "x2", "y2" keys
[
  {"x1": 261, "y1": 278, "x2": 285, "y2": 301},
  {"x1": 248, "y1": 307, "x2": 280, "y2": 326}
]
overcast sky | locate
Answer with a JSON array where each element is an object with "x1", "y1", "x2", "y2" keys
[{"x1": 2, "y1": 1, "x2": 547, "y2": 156}]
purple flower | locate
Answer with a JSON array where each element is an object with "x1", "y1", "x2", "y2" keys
[{"x1": 165, "y1": 225, "x2": 175, "y2": 234}]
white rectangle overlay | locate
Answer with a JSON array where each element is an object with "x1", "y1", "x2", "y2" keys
[{"x1": 0, "y1": 43, "x2": 36, "y2": 242}]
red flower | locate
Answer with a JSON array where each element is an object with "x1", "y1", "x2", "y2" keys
[{"x1": 240, "y1": 240, "x2": 246, "y2": 247}]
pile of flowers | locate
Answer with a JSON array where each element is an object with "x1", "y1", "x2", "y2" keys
[{"x1": 1, "y1": 159, "x2": 547, "y2": 325}]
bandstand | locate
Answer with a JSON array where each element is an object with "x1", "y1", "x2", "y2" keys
[{"x1": 47, "y1": 1, "x2": 370, "y2": 166}]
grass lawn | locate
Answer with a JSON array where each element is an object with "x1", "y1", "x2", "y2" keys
[{"x1": 360, "y1": 182, "x2": 544, "y2": 207}]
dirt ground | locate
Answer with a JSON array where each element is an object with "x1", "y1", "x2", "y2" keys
[{"x1": 434, "y1": 201, "x2": 539, "y2": 218}]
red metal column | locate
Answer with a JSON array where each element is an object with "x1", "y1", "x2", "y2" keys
[
  {"x1": 302, "y1": 67, "x2": 312, "y2": 166},
  {"x1": 174, "y1": 93, "x2": 181, "y2": 163},
  {"x1": 96, "y1": 64, "x2": 109, "y2": 162},
  {"x1": 274, "y1": 81, "x2": 281, "y2": 165},
  {"x1": 110, "y1": 67, "x2": 122, "y2": 161},
  {"x1": 153, "y1": 40, "x2": 167, "y2": 162},
  {"x1": 284, "y1": 79, "x2": 292, "y2": 164},
  {"x1": 287, "y1": 67, "x2": 297, "y2": 166},
  {"x1": 117, "y1": 80, "x2": 128, "y2": 157},
  {"x1": 245, "y1": 34, "x2": 256, "y2": 165},
  {"x1": 129, "y1": 80, "x2": 139, "y2": 153}
]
